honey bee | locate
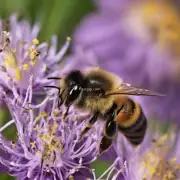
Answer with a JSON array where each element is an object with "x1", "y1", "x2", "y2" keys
[{"x1": 45, "y1": 67, "x2": 164, "y2": 156}]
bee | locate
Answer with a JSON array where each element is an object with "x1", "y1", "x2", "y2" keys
[{"x1": 45, "y1": 67, "x2": 164, "y2": 156}]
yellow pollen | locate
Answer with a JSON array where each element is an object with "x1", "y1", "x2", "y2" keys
[
  {"x1": 52, "y1": 110, "x2": 60, "y2": 116},
  {"x1": 128, "y1": 1, "x2": 180, "y2": 55},
  {"x1": 66, "y1": 36, "x2": 71, "y2": 41},
  {"x1": 48, "y1": 142, "x2": 57, "y2": 152},
  {"x1": 12, "y1": 49, "x2": 16, "y2": 53},
  {"x1": 48, "y1": 144, "x2": 55, "y2": 152},
  {"x1": 29, "y1": 46, "x2": 33, "y2": 51},
  {"x1": 69, "y1": 175, "x2": 74, "y2": 180},
  {"x1": 30, "y1": 141, "x2": 36, "y2": 148},
  {"x1": 40, "y1": 111, "x2": 48, "y2": 117},
  {"x1": 22, "y1": 64, "x2": 29, "y2": 70},
  {"x1": 153, "y1": 133, "x2": 168, "y2": 148},
  {"x1": 30, "y1": 53, "x2": 35, "y2": 60},
  {"x1": 51, "y1": 121, "x2": 58, "y2": 133},
  {"x1": 140, "y1": 149, "x2": 180, "y2": 180},
  {"x1": 4, "y1": 52, "x2": 23, "y2": 81},
  {"x1": 166, "y1": 171, "x2": 175, "y2": 179},
  {"x1": 74, "y1": 115, "x2": 78, "y2": 121},
  {"x1": 35, "y1": 115, "x2": 41, "y2": 123},
  {"x1": 4, "y1": 53, "x2": 17, "y2": 68},
  {"x1": 146, "y1": 152, "x2": 156, "y2": 159},
  {"x1": 28, "y1": 46, "x2": 40, "y2": 66},
  {"x1": 41, "y1": 134, "x2": 49, "y2": 142},
  {"x1": 33, "y1": 38, "x2": 39, "y2": 45},
  {"x1": 30, "y1": 60, "x2": 37, "y2": 66},
  {"x1": 15, "y1": 68, "x2": 22, "y2": 81},
  {"x1": 34, "y1": 124, "x2": 40, "y2": 131},
  {"x1": 149, "y1": 167, "x2": 156, "y2": 175},
  {"x1": 49, "y1": 134, "x2": 55, "y2": 143},
  {"x1": 170, "y1": 157, "x2": 177, "y2": 163}
]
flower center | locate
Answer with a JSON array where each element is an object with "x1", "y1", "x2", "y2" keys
[
  {"x1": 0, "y1": 31, "x2": 41, "y2": 82},
  {"x1": 124, "y1": 1, "x2": 180, "y2": 53},
  {"x1": 142, "y1": 153, "x2": 179, "y2": 180},
  {"x1": 33, "y1": 112, "x2": 64, "y2": 165},
  {"x1": 140, "y1": 134, "x2": 180, "y2": 180}
]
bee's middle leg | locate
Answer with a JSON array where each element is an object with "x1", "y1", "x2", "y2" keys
[{"x1": 80, "y1": 112, "x2": 100, "y2": 138}]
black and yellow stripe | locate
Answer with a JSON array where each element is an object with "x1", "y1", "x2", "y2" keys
[{"x1": 116, "y1": 98, "x2": 147, "y2": 145}]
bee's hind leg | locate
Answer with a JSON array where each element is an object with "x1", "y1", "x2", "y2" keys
[
  {"x1": 98, "y1": 104, "x2": 117, "y2": 156},
  {"x1": 98, "y1": 118, "x2": 117, "y2": 157}
]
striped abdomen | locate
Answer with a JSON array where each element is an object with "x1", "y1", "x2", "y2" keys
[{"x1": 114, "y1": 97, "x2": 147, "y2": 145}]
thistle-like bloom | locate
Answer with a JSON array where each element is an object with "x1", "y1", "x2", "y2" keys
[
  {"x1": 71, "y1": 0, "x2": 180, "y2": 122},
  {"x1": 108, "y1": 121, "x2": 180, "y2": 180},
  {"x1": 0, "y1": 76, "x2": 100, "y2": 179},
  {"x1": 0, "y1": 15, "x2": 70, "y2": 96}
]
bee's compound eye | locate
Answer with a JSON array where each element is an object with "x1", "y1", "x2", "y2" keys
[
  {"x1": 65, "y1": 85, "x2": 81, "y2": 106},
  {"x1": 70, "y1": 85, "x2": 79, "y2": 94}
]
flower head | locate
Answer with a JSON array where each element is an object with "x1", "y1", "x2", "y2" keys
[
  {"x1": 71, "y1": 0, "x2": 180, "y2": 123},
  {"x1": 109, "y1": 120, "x2": 180, "y2": 180},
  {"x1": 0, "y1": 15, "x2": 70, "y2": 94},
  {"x1": 0, "y1": 76, "x2": 100, "y2": 179}
]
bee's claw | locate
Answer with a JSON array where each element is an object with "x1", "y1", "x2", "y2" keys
[
  {"x1": 96, "y1": 153, "x2": 101, "y2": 159},
  {"x1": 62, "y1": 106, "x2": 70, "y2": 120},
  {"x1": 79, "y1": 132, "x2": 85, "y2": 140},
  {"x1": 63, "y1": 114, "x2": 67, "y2": 120}
]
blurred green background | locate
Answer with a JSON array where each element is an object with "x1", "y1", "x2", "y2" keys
[
  {"x1": 0, "y1": 0, "x2": 94, "y2": 42},
  {"x1": 0, "y1": 0, "x2": 113, "y2": 179}
]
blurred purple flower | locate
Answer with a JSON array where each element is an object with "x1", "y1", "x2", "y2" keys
[
  {"x1": 107, "y1": 120, "x2": 180, "y2": 180},
  {"x1": 0, "y1": 15, "x2": 70, "y2": 97},
  {"x1": 0, "y1": 76, "x2": 100, "y2": 180},
  {"x1": 71, "y1": 0, "x2": 180, "y2": 123}
]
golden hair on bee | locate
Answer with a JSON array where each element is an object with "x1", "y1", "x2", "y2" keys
[{"x1": 45, "y1": 67, "x2": 165, "y2": 156}]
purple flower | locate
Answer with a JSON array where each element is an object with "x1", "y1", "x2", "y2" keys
[
  {"x1": 0, "y1": 76, "x2": 101, "y2": 180},
  {"x1": 0, "y1": 15, "x2": 70, "y2": 95},
  {"x1": 70, "y1": 0, "x2": 180, "y2": 123},
  {"x1": 107, "y1": 120, "x2": 180, "y2": 180}
]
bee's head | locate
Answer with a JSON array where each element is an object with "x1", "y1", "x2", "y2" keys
[{"x1": 63, "y1": 70, "x2": 84, "y2": 106}]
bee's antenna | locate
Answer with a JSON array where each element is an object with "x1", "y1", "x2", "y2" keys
[
  {"x1": 44, "y1": 86, "x2": 60, "y2": 90},
  {"x1": 47, "y1": 77, "x2": 61, "y2": 80},
  {"x1": 44, "y1": 86, "x2": 64, "y2": 108}
]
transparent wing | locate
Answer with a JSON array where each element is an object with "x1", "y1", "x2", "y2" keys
[{"x1": 105, "y1": 82, "x2": 165, "y2": 97}]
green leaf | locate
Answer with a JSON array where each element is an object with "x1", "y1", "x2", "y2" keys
[
  {"x1": 0, "y1": 174, "x2": 15, "y2": 180},
  {"x1": 0, "y1": 105, "x2": 17, "y2": 140},
  {"x1": 37, "y1": 0, "x2": 95, "y2": 43},
  {"x1": 91, "y1": 160, "x2": 110, "y2": 178}
]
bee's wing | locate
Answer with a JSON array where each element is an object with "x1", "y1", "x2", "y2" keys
[{"x1": 105, "y1": 82, "x2": 165, "y2": 97}]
